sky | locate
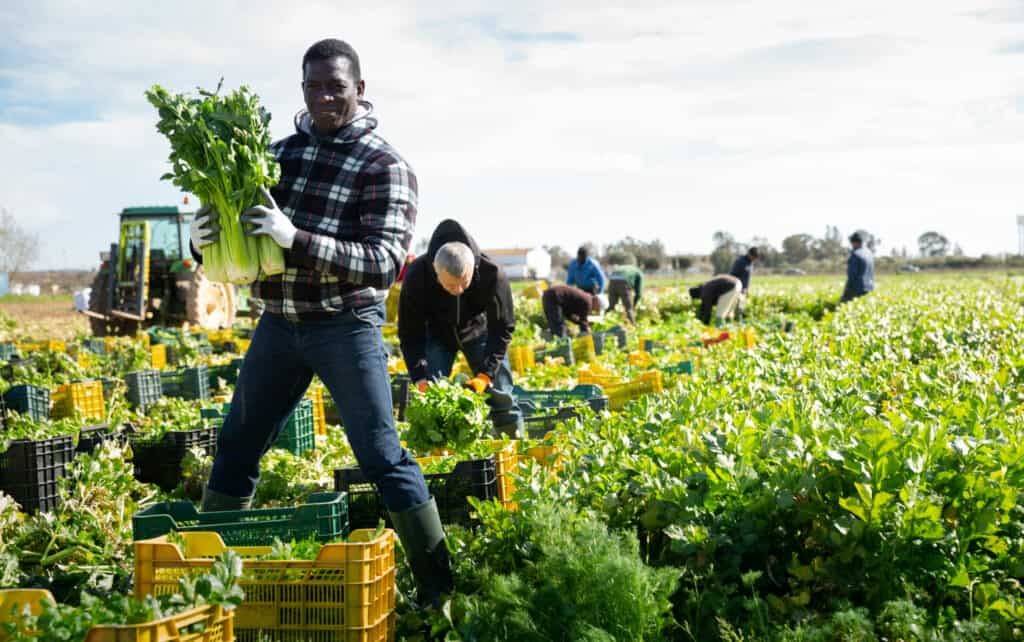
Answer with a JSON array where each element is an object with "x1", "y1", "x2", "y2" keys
[{"x1": 1, "y1": 0, "x2": 1023, "y2": 269}]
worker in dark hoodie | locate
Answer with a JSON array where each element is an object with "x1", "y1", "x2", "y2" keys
[{"x1": 398, "y1": 220, "x2": 524, "y2": 438}]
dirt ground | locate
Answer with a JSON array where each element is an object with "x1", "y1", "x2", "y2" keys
[{"x1": 0, "y1": 296, "x2": 90, "y2": 340}]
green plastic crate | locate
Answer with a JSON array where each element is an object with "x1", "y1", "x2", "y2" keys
[
  {"x1": 663, "y1": 360, "x2": 694, "y2": 375},
  {"x1": 132, "y1": 491, "x2": 349, "y2": 545},
  {"x1": 512, "y1": 384, "x2": 607, "y2": 413},
  {"x1": 277, "y1": 398, "x2": 315, "y2": 455}
]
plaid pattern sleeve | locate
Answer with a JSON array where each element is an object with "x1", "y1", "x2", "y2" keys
[{"x1": 289, "y1": 156, "x2": 417, "y2": 290}]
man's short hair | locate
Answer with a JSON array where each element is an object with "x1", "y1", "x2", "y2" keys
[
  {"x1": 577, "y1": 246, "x2": 588, "y2": 259},
  {"x1": 748, "y1": 247, "x2": 759, "y2": 259},
  {"x1": 434, "y1": 242, "x2": 475, "y2": 278},
  {"x1": 849, "y1": 232, "x2": 863, "y2": 244},
  {"x1": 302, "y1": 39, "x2": 361, "y2": 82}
]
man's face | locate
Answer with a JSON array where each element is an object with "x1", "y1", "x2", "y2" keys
[
  {"x1": 302, "y1": 56, "x2": 364, "y2": 135},
  {"x1": 437, "y1": 267, "x2": 472, "y2": 296}
]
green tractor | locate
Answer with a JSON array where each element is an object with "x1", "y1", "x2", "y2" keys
[{"x1": 85, "y1": 206, "x2": 238, "y2": 336}]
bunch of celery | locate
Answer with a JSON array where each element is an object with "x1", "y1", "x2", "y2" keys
[{"x1": 146, "y1": 81, "x2": 285, "y2": 283}]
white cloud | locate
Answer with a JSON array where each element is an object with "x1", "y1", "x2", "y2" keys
[{"x1": 0, "y1": 0, "x2": 1022, "y2": 268}]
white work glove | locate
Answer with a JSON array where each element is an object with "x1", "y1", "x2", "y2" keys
[
  {"x1": 241, "y1": 186, "x2": 297, "y2": 249},
  {"x1": 189, "y1": 204, "x2": 220, "y2": 250}
]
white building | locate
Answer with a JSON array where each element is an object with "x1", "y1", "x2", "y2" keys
[{"x1": 484, "y1": 248, "x2": 552, "y2": 280}]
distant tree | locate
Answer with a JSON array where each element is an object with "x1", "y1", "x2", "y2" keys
[
  {"x1": 953, "y1": 243, "x2": 964, "y2": 257},
  {"x1": 709, "y1": 230, "x2": 739, "y2": 274},
  {"x1": 748, "y1": 237, "x2": 783, "y2": 268},
  {"x1": 413, "y1": 237, "x2": 429, "y2": 255},
  {"x1": 0, "y1": 208, "x2": 40, "y2": 273},
  {"x1": 782, "y1": 233, "x2": 814, "y2": 264},
  {"x1": 918, "y1": 231, "x2": 950, "y2": 257},
  {"x1": 544, "y1": 245, "x2": 574, "y2": 270},
  {"x1": 604, "y1": 250, "x2": 635, "y2": 266},
  {"x1": 811, "y1": 226, "x2": 844, "y2": 261},
  {"x1": 604, "y1": 237, "x2": 666, "y2": 270}
]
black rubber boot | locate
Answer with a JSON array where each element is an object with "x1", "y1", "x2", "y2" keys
[
  {"x1": 389, "y1": 497, "x2": 454, "y2": 608},
  {"x1": 200, "y1": 484, "x2": 253, "y2": 512}
]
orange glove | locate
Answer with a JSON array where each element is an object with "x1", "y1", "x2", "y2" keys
[
  {"x1": 415, "y1": 380, "x2": 429, "y2": 393},
  {"x1": 464, "y1": 373, "x2": 491, "y2": 394}
]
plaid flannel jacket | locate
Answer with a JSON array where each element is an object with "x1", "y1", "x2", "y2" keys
[{"x1": 252, "y1": 103, "x2": 417, "y2": 321}]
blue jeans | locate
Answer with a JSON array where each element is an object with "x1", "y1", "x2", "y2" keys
[
  {"x1": 208, "y1": 305, "x2": 429, "y2": 512},
  {"x1": 424, "y1": 333, "x2": 524, "y2": 435}
]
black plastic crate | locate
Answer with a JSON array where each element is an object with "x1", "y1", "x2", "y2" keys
[
  {"x1": 75, "y1": 423, "x2": 127, "y2": 454},
  {"x1": 125, "y1": 370, "x2": 163, "y2": 407},
  {"x1": 0, "y1": 435, "x2": 75, "y2": 513},
  {"x1": 82, "y1": 338, "x2": 107, "y2": 355},
  {"x1": 334, "y1": 456, "x2": 497, "y2": 529},
  {"x1": 130, "y1": 426, "x2": 217, "y2": 491},
  {"x1": 0, "y1": 356, "x2": 34, "y2": 380},
  {"x1": 3, "y1": 385, "x2": 51, "y2": 422},
  {"x1": 161, "y1": 366, "x2": 210, "y2": 401},
  {"x1": 523, "y1": 407, "x2": 580, "y2": 440},
  {"x1": 391, "y1": 374, "x2": 411, "y2": 421}
]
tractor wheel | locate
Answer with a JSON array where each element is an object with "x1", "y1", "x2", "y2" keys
[
  {"x1": 184, "y1": 268, "x2": 236, "y2": 330},
  {"x1": 88, "y1": 271, "x2": 138, "y2": 336}
]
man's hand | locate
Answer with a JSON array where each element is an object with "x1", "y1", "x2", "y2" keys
[
  {"x1": 464, "y1": 373, "x2": 491, "y2": 394},
  {"x1": 190, "y1": 204, "x2": 220, "y2": 250},
  {"x1": 415, "y1": 380, "x2": 429, "y2": 393},
  {"x1": 241, "y1": 186, "x2": 297, "y2": 249}
]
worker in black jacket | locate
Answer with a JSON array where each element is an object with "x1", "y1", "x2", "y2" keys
[
  {"x1": 542, "y1": 284, "x2": 607, "y2": 337},
  {"x1": 688, "y1": 274, "x2": 743, "y2": 326},
  {"x1": 399, "y1": 220, "x2": 523, "y2": 437}
]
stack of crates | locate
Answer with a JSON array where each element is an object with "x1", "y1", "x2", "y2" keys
[
  {"x1": 628, "y1": 350, "x2": 657, "y2": 367},
  {"x1": 51, "y1": 380, "x2": 105, "y2": 422},
  {"x1": 125, "y1": 370, "x2": 163, "y2": 407},
  {"x1": 130, "y1": 426, "x2": 217, "y2": 491},
  {"x1": 306, "y1": 384, "x2": 327, "y2": 435},
  {"x1": 508, "y1": 345, "x2": 535, "y2": 374},
  {"x1": 2, "y1": 385, "x2": 50, "y2": 422},
  {"x1": 605, "y1": 371, "x2": 663, "y2": 410},
  {"x1": 134, "y1": 528, "x2": 396, "y2": 642}
]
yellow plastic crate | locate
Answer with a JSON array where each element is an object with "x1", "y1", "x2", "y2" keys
[
  {"x1": 134, "y1": 529, "x2": 395, "y2": 640},
  {"x1": 508, "y1": 345, "x2": 535, "y2": 374},
  {"x1": 207, "y1": 329, "x2": 234, "y2": 346},
  {"x1": 234, "y1": 338, "x2": 251, "y2": 354},
  {"x1": 577, "y1": 362, "x2": 623, "y2": 387},
  {"x1": 306, "y1": 384, "x2": 328, "y2": 436},
  {"x1": 627, "y1": 350, "x2": 656, "y2": 367},
  {"x1": 384, "y1": 283, "x2": 402, "y2": 323},
  {"x1": 137, "y1": 333, "x2": 151, "y2": 348},
  {"x1": 105, "y1": 336, "x2": 120, "y2": 352},
  {"x1": 15, "y1": 340, "x2": 66, "y2": 354},
  {"x1": 151, "y1": 344, "x2": 168, "y2": 370},
  {"x1": 52, "y1": 380, "x2": 105, "y2": 421},
  {"x1": 605, "y1": 371, "x2": 663, "y2": 410},
  {"x1": 571, "y1": 335, "x2": 596, "y2": 364},
  {"x1": 387, "y1": 356, "x2": 407, "y2": 375},
  {"x1": 0, "y1": 589, "x2": 235, "y2": 642}
]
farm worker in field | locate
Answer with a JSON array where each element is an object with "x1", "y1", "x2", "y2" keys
[
  {"x1": 841, "y1": 232, "x2": 875, "y2": 303},
  {"x1": 566, "y1": 246, "x2": 606, "y2": 295},
  {"x1": 542, "y1": 284, "x2": 607, "y2": 338},
  {"x1": 688, "y1": 274, "x2": 743, "y2": 326},
  {"x1": 188, "y1": 38, "x2": 452, "y2": 607},
  {"x1": 398, "y1": 219, "x2": 524, "y2": 438},
  {"x1": 607, "y1": 262, "x2": 644, "y2": 325},
  {"x1": 729, "y1": 246, "x2": 759, "y2": 316}
]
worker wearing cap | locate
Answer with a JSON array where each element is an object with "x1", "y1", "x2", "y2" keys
[
  {"x1": 607, "y1": 262, "x2": 644, "y2": 324},
  {"x1": 689, "y1": 274, "x2": 743, "y2": 326},
  {"x1": 841, "y1": 232, "x2": 875, "y2": 303},
  {"x1": 566, "y1": 246, "x2": 606, "y2": 295},
  {"x1": 398, "y1": 220, "x2": 524, "y2": 438},
  {"x1": 542, "y1": 284, "x2": 607, "y2": 337}
]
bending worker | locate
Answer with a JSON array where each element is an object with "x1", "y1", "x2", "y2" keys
[
  {"x1": 566, "y1": 246, "x2": 606, "y2": 294},
  {"x1": 688, "y1": 274, "x2": 743, "y2": 326},
  {"x1": 399, "y1": 219, "x2": 524, "y2": 438},
  {"x1": 542, "y1": 284, "x2": 607, "y2": 338},
  {"x1": 190, "y1": 38, "x2": 452, "y2": 606},
  {"x1": 607, "y1": 262, "x2": 644, "y2": 324}
]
